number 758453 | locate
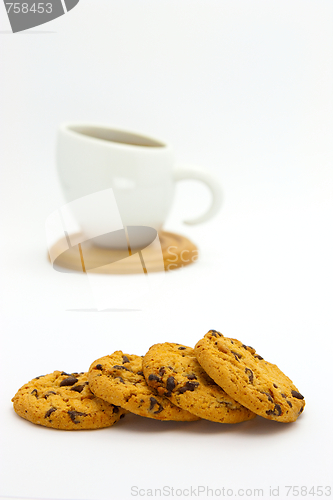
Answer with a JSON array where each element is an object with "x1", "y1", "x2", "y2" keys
[{"x1": 6, "y1": 3, "x2": 52, "y2": 14}]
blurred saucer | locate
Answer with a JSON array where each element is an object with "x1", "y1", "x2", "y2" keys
[{"x1": 48, "y1": 231, "x2": 198, "y2": 274}]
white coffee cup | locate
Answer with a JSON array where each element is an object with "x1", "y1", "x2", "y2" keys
[{"x1": 56, "y1": 123, "x2": 222, "y2": 248}]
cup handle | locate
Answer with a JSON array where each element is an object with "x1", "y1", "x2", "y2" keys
[{"x1": 173, "y1": 163, "x2": 223, "y2": 225}]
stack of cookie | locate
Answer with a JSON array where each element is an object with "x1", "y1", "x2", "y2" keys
[{"x1": 12, "y1": 330, "x2": 305, "y2": 430}]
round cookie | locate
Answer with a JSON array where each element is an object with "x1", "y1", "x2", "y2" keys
[
  {"x1": 194, "y1": 330, "x2": 305, "y2": 423},
  {"x1": 143, "y1": 343, "x2": 256, "y2": 423},
  {"x1": 88, "y1": 352, "x2": 199, "y2": 421},
  {"x1": 12, "y1": 371, "x2": 126, "y2": 430}
]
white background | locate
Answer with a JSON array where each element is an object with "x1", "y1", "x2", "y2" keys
[{"x1": 0, "y1": 1, "x2": 332, "y2": 499}]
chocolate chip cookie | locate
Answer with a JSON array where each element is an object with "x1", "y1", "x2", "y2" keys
[
  {"x1": 195, "y1": 330, "x2": 305, "y2": 422},
  {"x1": 143, "y1": 343, "x2": 256, "y2": 423},
  {"x1": 88, "y1": 352, "x2": 199, "y2": 421},
  {"x1": 12, "y1": 371, "x2": 126, "y2": 430}
]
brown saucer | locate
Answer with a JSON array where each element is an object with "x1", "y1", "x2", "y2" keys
[{"x1": 48, "y1": 231, "x2": 198, "y2": 274}]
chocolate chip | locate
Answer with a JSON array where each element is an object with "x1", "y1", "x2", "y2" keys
[
  {"x1": 178, "y1": 346, "x2": 186, "y2": 350},
  {"x1": 45, "y1": 407, "x2": 57, "y2": 418},
  {"x1": 35, "y1": 375, "x2": 44, "y2": 379},
  {"x1": 262, "y1": 391, "x2": 274, "y2": 403},
  {"x1": 112, "y1": 405, "x2": 119, "y2": 414},
  {"x1": 166, "y1": 376, "x2": 176, "y2": 392},
  {"x1": 149, "y1": 397, "x2": 164, "y2": 414},
  {"x1": 242, "y1": 344, "x2": 248, "y2": 350},
  {"x1": 291, "y1": 390, "x2": 304, "y2": 400},
  {"x1": 281, "y1": 393, "x2": 287, "y2": 398},
  {"x1": 95, "y1": 364, "x2": 103, "y2": 370},
  {"x1": 299, "y1": 406, "x2": 304, "y2": 414},
  {"x1": 117, "y1": 376, "x2": 125, "y2": 384},
  {"x1": 68, "y1": 410, "x2": 87, "y2": 423},
  {"x1": 148, "y1": 374, "x2": 161, "y2": 383},
  {"x1": 187, "y1": 374, "x2": 197, "y2": 380},
  {"x1": 211, "y1": 332, "x2": 217, "y2": 337},
  {"x1": 149, "y1": 397, "x2": 156, "y2": 410},
  {"x1": 113, "y1": 365, "x2": 131, "y2": 371},
  {"x1": 230, "y1": 340, "x2": 234, "y2": 344},
  {"x1": 60, "y1": 372, "x2": 71, "y2": 376},
  {"x1": 254, "y1": 355, "x2": 263, "y2": 360},
  {"x1": 154, "y1": 404, "x2": 164, "y2": 415},
  {"x1": 245, "y1": 368, "x2": 254, "y2": 384},
  {"x1": 159, "y1": 367, "x2": 166, "y2": 376},
  {"x1": 287, "y1": 401, "x2": 293, "y2": 408},
  {"x1": 231, "y1": 351, "x2": 241, "y2": 362},
  {"x1": 122, "y1": 356, "x2": 130, "y2": 364},
  {"x1": 137, "y1": 371, "x2": 144, "y2": 376},
  {"x1": 60, "y1": 376, "x2": 78, "y2": 387},
  {"x1": 70, "y1": 384, "x2": 85, "y2": 393},
  {"x1": 273, "y1": 384, "x2": 278, "y2": 388},
  {"x1": 178, "y1": 381, "x2": 199, "y2": 394},
  {"x1": 211, "y1": 330, "x2": 222, "y2": 336},
  {"x1": 44, "y1": 391, "x2": 56, "y2": 399},
  {"x1": 31, "y1": 389, "x2": 38, "y2": 397},
  {"x1": 266, "y1": 404, "x2": 282, "y2": 417}
]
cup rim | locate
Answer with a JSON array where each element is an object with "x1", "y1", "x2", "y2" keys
[{"x1": 59, "y1": 122, "x2": 170, "y2": 151}]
